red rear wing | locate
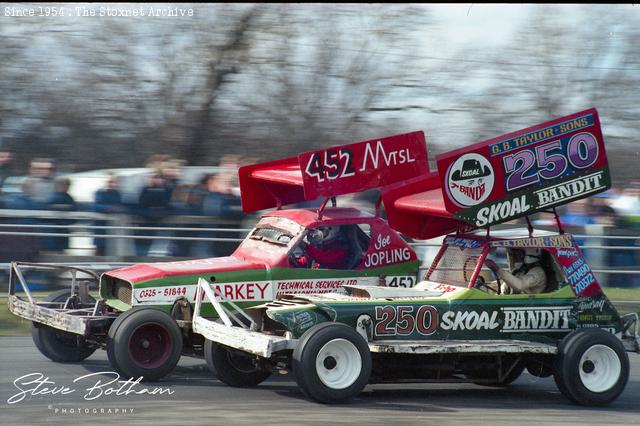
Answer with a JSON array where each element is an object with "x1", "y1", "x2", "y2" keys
[
  {"x1": 239, "y1": 131, "x2": 429, "y2": 212},
  {"x1": 382, "y1": 108, "x2": 610, "y2": 239},
  {"x1": 382, "y1": 173, "x2": 474, "y2": 240}
]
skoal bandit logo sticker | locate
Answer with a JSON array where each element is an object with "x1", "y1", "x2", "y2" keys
[{"x1": 447, "y1": 153, "x2": 495, "y2": 207}]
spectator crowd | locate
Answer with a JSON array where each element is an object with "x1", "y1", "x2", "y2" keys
[{"x1": 0, "y1": 153, "x2": 246, "y2": 258}]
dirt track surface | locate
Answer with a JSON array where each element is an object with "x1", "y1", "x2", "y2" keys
[{"x1": 1, "y1": 337, "x2": 639, "y2": 425}]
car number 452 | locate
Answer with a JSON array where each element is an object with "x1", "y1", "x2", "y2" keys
[{"x1": 387, "y1": 276, "x2": 415, "y2": 288}]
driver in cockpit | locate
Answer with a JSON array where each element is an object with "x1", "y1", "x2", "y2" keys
[
  {"x1": 484, "y1": 248, "x2": 546, "y2": 294},
  {"x1": 292, "y1": 226, "x2": 349, "y2": 269}
]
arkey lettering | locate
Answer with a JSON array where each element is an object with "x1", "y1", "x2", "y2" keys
[
  {"x1": 360, "y1": 141, "x2": 416, "y2": 171},
  {"x1": 501, "y1": 307, "x2": 571, "y2": 332},
  {"x1": 215, "y1": 282, "x2": 270, "y2": 300},
  {"x1": 475, "y1": 195, "x2": 531, "y2": 226}
]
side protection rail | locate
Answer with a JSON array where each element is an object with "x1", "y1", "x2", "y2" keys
[
  {"x1": 621, "y1": 313, "x2": 640, "y2": 353},
  {"x1": 192, "y1": 278, "x2": 295, "y2": 358}
]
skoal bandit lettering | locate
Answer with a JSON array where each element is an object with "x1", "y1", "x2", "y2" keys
[
  {"x1": 535, "y1": 172, "x2": 604, "y2": 207},
  {"x1": 475, "y1": 195, "x2": 531, "y2": 226},
  {"x1": 501, "y1": 306, "x2": 571, "y2": 332},
  {"x1": 451, "y1": 182, "x2": 486, "y2": 201},
  {"x1": 440, "y1": 310, "x2": 499, "y2": 331}
]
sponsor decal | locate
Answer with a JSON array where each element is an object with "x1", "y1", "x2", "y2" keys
[
  {"x1": 440, "y1": 310, "x2": 500, "y2": 331},
  {"x1": 429, "y1": 282, "x2": 461, "y2": 293},
  {"x1": 473, "y1": 194, "x2": 532, "y2": 227},
  {"x1": 575, "y1": 298, "x2": 606, "y2": 313},
  {"x1": 359, "y1": 140, "x2": 417, "y2": 171},
  {"x1": 133, "y1": 277, "x2": 370, "y2": 304},
  {"x1": 364, "y1": 247, "x2": 412, "y2": 268},
  {"x1": 562, "y1": 257, "x2": 596, "y2": 295},
  {"x1": 501, "y1": 306, "x2": 571, "y2": 332},
  {"x1": 489, "y1": 115, "x2": 594, "y2": 156},
  {"x1": 557, "y1": 248, "x2": 579, "y2": 258},
  {"x1": 299, "y1": 131, "x2": 428, "y2": 199},
  {"x1": 534, "y1": 171, "x2": 605, "y2": 208},
  {"x1": 214, "y1": 282, "x2": 271, "y2": 300},
  {"x1": 446, "y1": 153, "x2": 495, "y2": 207},
  {"x1": 445, "y1": 237, "x2": 484, "y2": 249},
  {"x1": 275, "y1": 279, "x2": 357, "y2": 294},
  {"x1": 439, "y1": 109, "x2": 610, "y2": 228},
  {"x1": 490, "y1": 234, "x2": 573, "y2": 249},
  {"x1": 374, "y1": 305, "x2": 438, "y2": 336}
]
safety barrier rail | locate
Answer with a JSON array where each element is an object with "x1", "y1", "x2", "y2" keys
[{"x1": 0, "y1": 209, "x2": 638, "y2": 284}]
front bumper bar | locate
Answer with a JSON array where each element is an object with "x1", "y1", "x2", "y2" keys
[{"x1": 8, "y1": 262, "x2": 113, "y2": 336}]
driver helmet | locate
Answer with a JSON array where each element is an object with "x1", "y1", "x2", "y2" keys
[
  {"x1": 309, "y1": 226, "x2": 340, "y2": 247},
  {"x1": 318, "y1": 226, "x2": 341, "y2": 245},
  {"x1": 508, "y1": 247, "x2": 542, "y2": 270},
  {"x1": 523, "y1": 247, "x2": 542, "y2": 264}
]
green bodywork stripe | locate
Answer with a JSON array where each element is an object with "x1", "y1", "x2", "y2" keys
[
  {"x1": 265, "y1": 285, "x2": 576, "y2": 313},
  {"x1": 128, "y1": 261, "x2": 419, "y2": 289}
]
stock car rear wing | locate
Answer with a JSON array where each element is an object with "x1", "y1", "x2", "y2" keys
[
  {"x1": 238, "y1": 131, "x2": 429, "y2": 212},
  {"x1": 382, "y1": 108, "x2": 611, "y2": 239}
]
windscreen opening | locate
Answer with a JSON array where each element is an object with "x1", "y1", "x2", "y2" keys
[{"x1": 426, "y1": 244, "x2": 485, "y2": 288}]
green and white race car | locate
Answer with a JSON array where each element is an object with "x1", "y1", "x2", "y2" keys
[{"x1": 194, "y1": 109, "x2": 639, "y2": 405}]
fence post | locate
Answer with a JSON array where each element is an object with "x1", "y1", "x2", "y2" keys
[
  {"x1": 107, "y1": 214, "x2": 135, "y2": 259},
  {"x1": 586, "y1": 223, "x2": 607, "y2": 285}
]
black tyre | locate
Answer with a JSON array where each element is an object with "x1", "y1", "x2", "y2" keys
[
  {"x1": 204, "y1": 339, "x2": 271, "y2": 387},
  {"x1": 107, "y1": 307, "x2": 183, "y2": 381},
  {"x1": 554, "y1": 328, "x2": 629, "y2": 406},
  {"x1": 293, "y1": 322, "x2": 371, "y2": 403},
  {"x1": 31, "y1": 289, "x2": 97, "y2": 362}
]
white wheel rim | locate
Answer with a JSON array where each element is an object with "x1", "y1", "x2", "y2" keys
[
  {"x1": 579, "y1": 344, "x2": 621, "y2": 393},
  {"x1": 315, "y1": 338, "x2": 362, "y2": 390}
]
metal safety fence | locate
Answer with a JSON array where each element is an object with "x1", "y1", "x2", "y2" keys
[{"x1": 0, "y1": 209, "x2": 638, "y2": 287}]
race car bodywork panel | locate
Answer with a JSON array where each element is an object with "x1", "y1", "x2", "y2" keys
[{"x1": 98, "y1": 207, "x2": 419, "y2": 315}]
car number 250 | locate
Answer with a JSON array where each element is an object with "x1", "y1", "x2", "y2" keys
[{"x1": 374, "y1": 305, "x2": 439, "y2": 336}]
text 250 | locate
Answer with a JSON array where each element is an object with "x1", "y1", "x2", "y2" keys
[{"x1": 503, "y1": 132, "x2": 598, "y2": 192}]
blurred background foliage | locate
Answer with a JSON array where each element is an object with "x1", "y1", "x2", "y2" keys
[{"x1": 0, "y1": 3, "x2": 638, "y2": 182}]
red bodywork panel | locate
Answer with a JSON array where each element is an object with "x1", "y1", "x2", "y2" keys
[
  {"x1": 239, "y1": 157, "x2": 306, "y2": 213},
  {"x1": 298, "y1": 131, "x2": 428, "y2": 200},
  {"x1": 382, "y1": 173, "x2": 472, "y2": 240},
  {"x1": 105, "y1": 207, "x2": 417, "y2": 283},
  {"x1": 263, "y1": 207, "x2": 373, "y2": 228},
  {"x1": 238, "y1": 131, "x2": 428, "y2": 212},
  {"x1": 106, "y1": 257, "x2": 267, "y2": 284}
]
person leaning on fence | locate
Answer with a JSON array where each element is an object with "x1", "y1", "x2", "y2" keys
[
  {"x1": 25, "y1": 158, "x2": 57, "y2": 204},
  {"x1": 135, "y1": 174, "x2": 174, "y2": 257},
  {"x1": 93, "y1": 174, "x2": 127, "y2": 256},
  {"x1": 42, "y1": 177, "x2": 77, "y2": 253}
]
